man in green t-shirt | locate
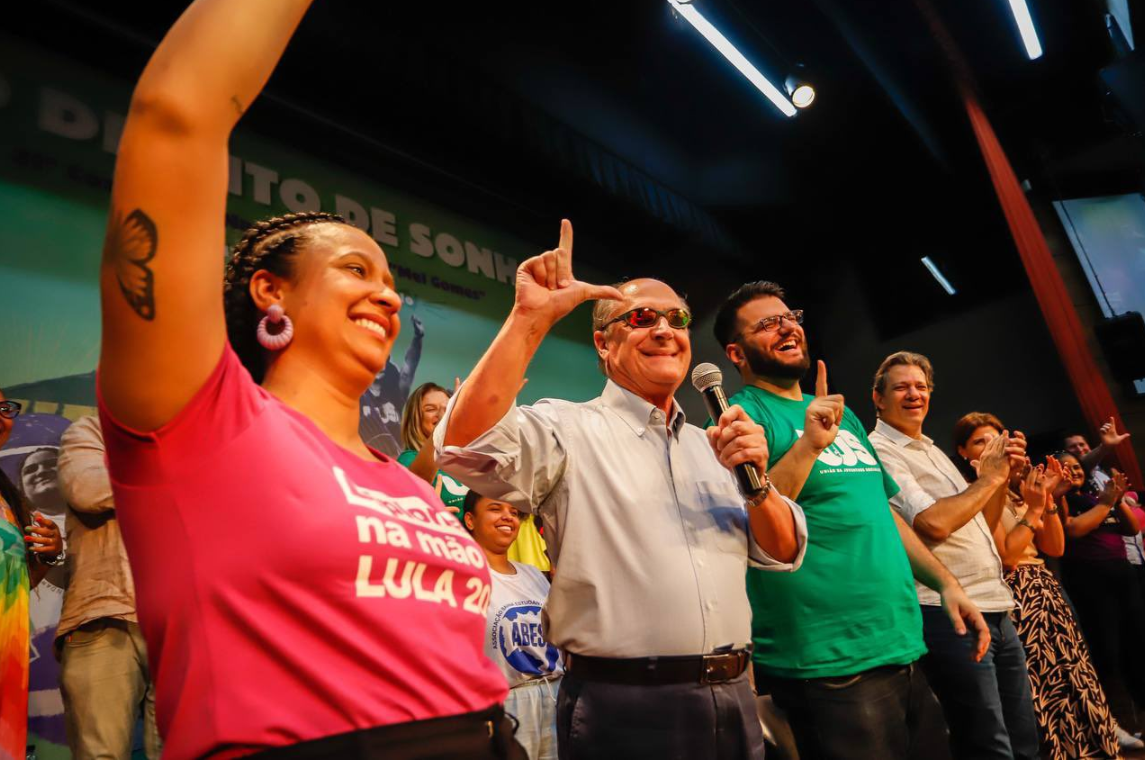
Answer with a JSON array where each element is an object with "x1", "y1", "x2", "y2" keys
[{"x1": 712, "y1": 281, "x2": 989, "y2": 760}]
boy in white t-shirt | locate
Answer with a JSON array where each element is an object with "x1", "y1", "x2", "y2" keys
[{"x1": 463, "y1": 490, "x2": 563, "y2": 760}]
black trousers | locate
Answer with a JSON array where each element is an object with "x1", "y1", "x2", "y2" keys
[
  {"x1": 247, "y1": 705, "x2": 527, "y2": 760},
  {"x1": 761, "y1": 663, "x2": 931, "y2": 760},
  {"x1": 1064, "y1": 558, "x2": 1145, "y2": 729},
  {"x1": 556, "y1": 670, "x2": 764, "y2": 760}
]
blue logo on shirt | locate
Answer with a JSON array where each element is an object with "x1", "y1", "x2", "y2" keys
[{"x1": 496, "y1": 603, "x2": 561, "y2": 676}]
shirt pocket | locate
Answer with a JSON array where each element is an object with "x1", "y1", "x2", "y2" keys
[{"x1": 690, "y1": 479, "x2": 748, "y2": 557}]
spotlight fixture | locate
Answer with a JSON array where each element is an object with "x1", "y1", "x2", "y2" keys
[
  {"x1": 921, "y1": 257, "x2": 957, "y2": 295},
  {"x1": 667, "y1": 0, "x2": 797, "y2": 118},
  {"x1": 784, "y1": 66, "x2": 816, "y2": 109}
]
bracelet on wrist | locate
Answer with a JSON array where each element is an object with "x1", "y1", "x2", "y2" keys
[
  {"x1": 1017, "y1": 518, "x2": 1035, "y2": 531},
  {"x1": 35, "y1": 548, "x2": 66, "y2": 567},
  {"x1": 746, "y1": 472, "x2": 773, "y2": 508}
]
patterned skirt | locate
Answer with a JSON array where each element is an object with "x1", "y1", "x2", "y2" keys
[{"x1": 1006, "y1": 562, "x2": 1120, "y2": 759}]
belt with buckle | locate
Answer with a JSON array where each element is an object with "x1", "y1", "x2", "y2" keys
[{"x1": 565, "y1": 649, "x2": 750, "y2": 686}]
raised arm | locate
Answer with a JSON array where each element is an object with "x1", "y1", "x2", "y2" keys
[
  {"x1": 993, "y1": 465, "x2": 1058, "y2": 569},
  {"x1": 1034, "y1": 457, "x2": 1066, "y2": 557},
  {"x1": 766, "y1": 361, "x2": 844, "y2": 500},
  {"x1": 908, "y1": 433, "x2": 1016, "y2": 542},
  {"x1": 1066, "y1": 469, "x2": 1130, "y2": 538},
  {"x1": 442, "y1": 220, "x2": 620, "y2": 448},
  {"x1": 1081, "y1": 417, "x2": 1131, "y2": 471},
  {"x1": 100, "y1": 0, "x2": 315, "y2": 431},
  {"x1": 397, "y1": 316, "x2": 426, "y2": 402}
]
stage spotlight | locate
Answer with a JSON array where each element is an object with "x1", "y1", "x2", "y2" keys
[{"x1": 784, "y1": 68, "x2": 816, "y2": 109}]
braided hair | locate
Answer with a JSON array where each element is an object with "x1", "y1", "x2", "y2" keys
[{"x1": 223, "y1": 211, "x2": 346, "y2": 383}]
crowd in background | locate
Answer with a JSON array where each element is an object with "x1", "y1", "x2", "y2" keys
[
  {"x1": 2, "y1": 1, "x2": 1144, "y2": 759},
  {"x1": 2, "y1": 297, "x2": 1141, "y2": 760}
]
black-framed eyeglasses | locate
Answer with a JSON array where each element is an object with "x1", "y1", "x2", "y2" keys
[
  {"x1": 604, "y1": 307, "x2": 692, "y2": 330},
  {"x1": 738, "y1": 310, "x2": 803, "y2": 339},
  {"x1": 0, "y1": 401, "x2": 22, "y2": 420}
]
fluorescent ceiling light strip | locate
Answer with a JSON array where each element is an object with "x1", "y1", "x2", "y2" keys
[
  {"x1": 921, "y1": 257, "x2": 957, "y2": 295},
  {"x1": 668, "y1": 0, "x2": 797, "y2": 117},
  {"x1": 1006, "y1": 0, "x2": 1044, "y2": 59}
]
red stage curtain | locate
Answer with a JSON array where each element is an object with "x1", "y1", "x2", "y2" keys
[{"x1": 916, "y1": 0, "x2": 1142, "y2": 485}]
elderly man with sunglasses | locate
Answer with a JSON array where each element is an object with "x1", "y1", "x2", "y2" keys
[{"x1": 436, "y1": 221, "x2": 807, "y2": 760}]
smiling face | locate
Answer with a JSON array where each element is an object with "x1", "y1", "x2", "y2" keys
[
  {"x1": 958, "y1": 424, "x2": 1001, "y2": 464},
  {"x1": 1063, "y1": 434, "x2": 1090, "y2": 459},
  {"x1": 727, "y1": 295, "x2": 810, "y2": 383},
  {"x1": 21, "y1": 449, "x2": 60, "y2": 505},
  {"x1": 252, "y1": 223, "x2": 402, "y2": 393},
  {"x1": 874, "y1": 364, "x2": 932, "y2": 432},
  {"x1": 1059, "y1": 452, "x2": 1086, "y2": 489},
  {"x1": 593, "y1": 279, "x2": 692, "y2": 405},
  {"x1": 464, "y1": 496, "x2": 521, "y2": 554},
  {"x1": 419, "y1": 390, "x2": 449, "y2": 438}
]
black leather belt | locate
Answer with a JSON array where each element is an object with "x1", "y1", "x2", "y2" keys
[{"x1": 565, "y1": 650, "x2": 751, "y2": 686}]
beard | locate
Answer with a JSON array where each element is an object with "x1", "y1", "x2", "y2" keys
[{"x1": 742, "y1": 341, "x2": 811, "y2": 381}]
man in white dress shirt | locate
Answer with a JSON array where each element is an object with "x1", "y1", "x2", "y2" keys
[
  {"x1": 436, "y1": 220, "x2": 807, "y2": 759},
  {"x1": 868, "y1": 351, "x2": 1037, "y2": 760}
]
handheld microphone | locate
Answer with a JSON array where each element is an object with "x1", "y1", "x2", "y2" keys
[{"x1": 691, "y1": 363, "x2": 763, "y2": 496}]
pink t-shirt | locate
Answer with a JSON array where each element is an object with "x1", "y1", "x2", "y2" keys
[{"x1": 99, "y1": 346, "x2": 507, "y2": 759}]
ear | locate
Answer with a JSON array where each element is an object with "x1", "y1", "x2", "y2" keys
[
  {"x1": 593, "y1": 329, "x2": 610, "y2": 365},
  {"x1": 249, "y1": 270, "x2": 289, "y2": 313},
  {"x1": 725, "y1": 341, "x2": 744, "y2": 368},
  {"x1": 871, "y1": 390, "x2": 884, "y2": 414},
  {"x1": 463, "y1": 511, "x2": 475, "y2": 531}
]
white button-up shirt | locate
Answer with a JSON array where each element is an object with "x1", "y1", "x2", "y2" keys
[
  {"x1": 436, "y1": 379, "x2": 808, "y2": 658},
  {"x1": 869, "y1": 419, "x2": 1013, "y2": 612}
]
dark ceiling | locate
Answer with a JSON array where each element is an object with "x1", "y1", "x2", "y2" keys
[{"x1": 17, "y1": 0, "x2": 1145, "y2": 332}]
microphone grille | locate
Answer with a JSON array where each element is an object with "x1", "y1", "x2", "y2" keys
[{"x1": 691, "y1": 363, "x2": 723, "y2": 392}]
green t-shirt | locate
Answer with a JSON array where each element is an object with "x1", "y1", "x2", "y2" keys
[
  {"x1": 730, "y1": 386, "x2": 925, "y2": 678},
  {"x1": 396, "y1": 450, "x2": 469, "y2": 515}
]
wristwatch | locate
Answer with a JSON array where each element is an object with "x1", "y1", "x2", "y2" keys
[{"x1": 1017, "y1": 518, "x2": 1035, "y2": 531}]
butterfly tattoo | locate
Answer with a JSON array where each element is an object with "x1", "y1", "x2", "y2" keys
[{"x1": 105, "y1": 208, "x2": 157, "y2": 321}]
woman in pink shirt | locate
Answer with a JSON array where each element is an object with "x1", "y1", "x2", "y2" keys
[{"x1": 96, "y1": 1, "x2": 514, "y2": 757}]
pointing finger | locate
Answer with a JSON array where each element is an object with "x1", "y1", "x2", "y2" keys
[
  {"x1": 815, "y1": 360, "x2": 828, "y2": 398},
  {"x1": 558, "y1": 219, "x2": 573, "y2": 256}
]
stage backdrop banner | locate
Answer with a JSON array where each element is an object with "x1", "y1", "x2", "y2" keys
[{"x1": 0, "y1": 35, "x2": 609, "y2": 759}]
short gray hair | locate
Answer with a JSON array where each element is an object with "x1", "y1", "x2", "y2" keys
[
  {"x1": 591, "y1": 283, "x2": 627, "y2": 373},
  {"x1": 872, "y1": 351, "x2": 935, "y2": 395}
]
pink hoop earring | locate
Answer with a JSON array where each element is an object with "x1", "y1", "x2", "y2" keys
[{"x1": 257, "y1": 304, "x2": 294, "y2": 351}]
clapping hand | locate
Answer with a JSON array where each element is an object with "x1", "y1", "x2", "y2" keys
[
  {"x1": 802, "y1": 361, "x2": 845, "y2": 452},
  {"x1": 1043, "y1": 455, "x2": 1068, "y2": 498},
  {"x1": 1019, "y1": 464, "x2": 1049, "y2": 517},
  {"x1": 975, "y1": 432, "x2": 1012, "y2": 482},
  {"x1": 514, "y1": 220, "x2": 622, "y2": 327},
  {"x1": 1006, "y1": 431, "x2": 1028, "y2": 476},
  {"x1": 1100, "y1": 468, "x2": 1129, "y2": 505}
]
